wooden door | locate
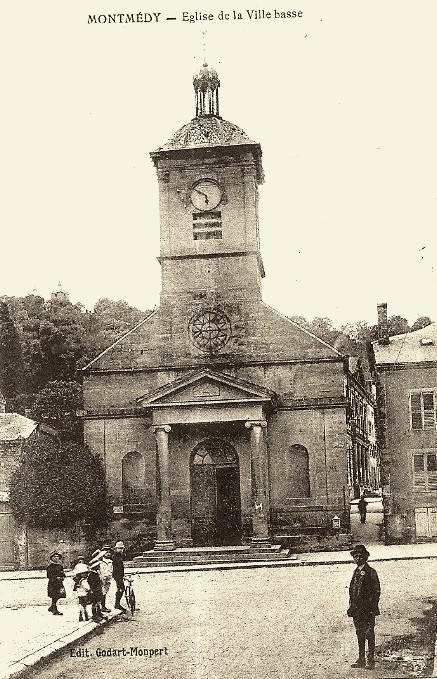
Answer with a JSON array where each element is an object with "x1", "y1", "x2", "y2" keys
[
  {"x1": 415, "y1": 507, "x2": 437, "y2": 538},
  {"x1": 191, "y1": 465, "x2": 216, "y2": 546},
  {"x1": 215, "y1": 466, "x2": 242, "y2": 546},
  {"x1": 0, "y1": 512, "x2": 15, "y2": 570}
]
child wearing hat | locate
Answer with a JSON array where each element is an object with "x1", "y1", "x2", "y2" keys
[
  {"x1": 87, "y1": 551, "x2": 107, "y2": 622},
  {"x1": 113, "y1": 541, "x2": 127, "y2": 612},
  {"x1": 46, "y1": 551, "x2": 65, "y2": 616},
  {"x1": 347, "y1": 544, "x2": 380, "y2": 670},
  {"x1": 72, "y1": 561, "x2": 91, "y2": 621},
  {"x1": 89, "y1": 546, "x2": 114, "y2": 613}
]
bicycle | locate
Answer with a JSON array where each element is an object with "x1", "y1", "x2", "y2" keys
[{"x1": 123, "y1": 575, "x2": 136, "y2": 615}]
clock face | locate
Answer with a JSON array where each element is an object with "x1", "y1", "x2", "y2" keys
[{"x1": 190, "y1": 180, "x2": 222, "y2": 211}]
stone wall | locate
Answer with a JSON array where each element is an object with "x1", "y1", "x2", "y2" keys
[{"x1": 380, "y1": 366, "x2": 437, "y2": 543}]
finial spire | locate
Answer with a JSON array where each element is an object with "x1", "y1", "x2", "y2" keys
[
  {"x1": 202, "y1": 30, "x2": 207, "y2": 64},
  {"x1": 193, "y1": 63, "x2": 220, "y2": 117}
]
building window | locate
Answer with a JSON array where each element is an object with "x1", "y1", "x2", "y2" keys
[
  {"x1": 193, "y1": 211, "x2": 222, "y2": 240},
  {"x1": 413, "y1": 452, "x2": 437, "y2": 491},
  {"x1": 410, "y1": 392, "x2": 436, "y2": 430}
]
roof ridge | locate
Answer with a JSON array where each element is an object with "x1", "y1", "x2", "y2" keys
[
  {"x1": 82, "y1": 310, "x2": 157, "y2": 371},
  {"x1": 260, "y1": 302, "x2": 345, "y2": 358}
]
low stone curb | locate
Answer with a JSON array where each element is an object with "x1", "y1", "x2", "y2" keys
[
  {"x1": 4, "y1": 552, "x2": 437, "y2": 581},
  {"x1": 0, "y1": 612, "x2": 121, "y2": 679},
  {"x1": 124, "y1": 552, "x2": 437, "y2": 575}
]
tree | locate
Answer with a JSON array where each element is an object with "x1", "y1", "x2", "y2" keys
[
  {"x1": 0, "y1": 301, "x2": 24, "y2": 405},
  {"x1": 42, "y1": 298, "x2": 86, "y2": 383},
  {"x1": 0, "y1": 293, "x2": 149, "y2": 389},
  {"x1": 387, "y1": 315, "x2": 410, "y2": 337},
  {"x1": 30, "y1": 381, "x2": 83, "y2": 442},
  {"x1": 289, "y1": 315, "x2": 307, "y2": 326},
  {"x1": 81, "y1": 298, "x2": 148, "y2": 367},
  {"x1": 10, "y1": 436, "x2": 110, "y2": 530},
  {"x1": 305, "y1": 317, "x2": 340, "y2": 345},
  {"x1": 411, "y1": 316, "x2": 433, "y2": 332}
]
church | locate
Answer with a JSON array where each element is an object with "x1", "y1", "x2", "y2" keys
[{"x1": 82, "y1": 65, "x2": 352, "y2": 554}]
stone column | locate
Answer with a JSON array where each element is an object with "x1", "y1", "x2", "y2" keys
[
  {"x1": 245, "y1": 420, "x2": 270, "y2": 545},
  {"x1": 154, "y1": 425, "x2": 175, "y2": 551}
]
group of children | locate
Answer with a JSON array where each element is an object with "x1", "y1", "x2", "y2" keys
[{"x1": 46, "y1": 541, "x2": 126, "y2": 623}]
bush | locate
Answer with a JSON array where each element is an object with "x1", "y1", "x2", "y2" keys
[{"x1": 10, "y1": 435, "x2": 110, "y2": 530}]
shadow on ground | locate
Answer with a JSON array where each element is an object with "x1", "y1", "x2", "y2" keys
[{"x1": 377, "y1": 599, "x2": 437, "y2": 677}]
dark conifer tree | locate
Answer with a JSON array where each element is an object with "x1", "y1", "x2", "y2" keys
[{"x1": 0, "y1": 301, "x2": 24, "y2": 406}]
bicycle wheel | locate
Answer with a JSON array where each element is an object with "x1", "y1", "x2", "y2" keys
[{"x1": 128, "y1": 589, "x2": 136, "y2": 615}]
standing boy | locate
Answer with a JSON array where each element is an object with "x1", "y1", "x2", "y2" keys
[
  {"x1": 347, "y1": 544, "x2": 380, "y2": 670},
  {"x1": 112, "y1": 540, "x2": 127, "y2": 612}
]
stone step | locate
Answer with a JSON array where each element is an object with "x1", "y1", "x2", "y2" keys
[
  {"x1": 135, "y1": 544, "x2": 282, "y2": 557},
  {"x1": 130, "y1": 553, "x2": 289, "y2": 564},
  {"x1": 126, "y1": 546, "x2": 291, "y2": 568}
]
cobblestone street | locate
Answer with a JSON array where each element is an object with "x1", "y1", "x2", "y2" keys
[{"x1": 24, "y1": 558, "x2": 437, "y2": 679}]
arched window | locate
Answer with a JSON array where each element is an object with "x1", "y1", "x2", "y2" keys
[
  {"x1": 288, "y1": 444, "x2": 310, "y2": 498},
  {"x1": 122, "y1": 451, "x2": 144, "y2": 501},
  {"x1": 191, "y1": 438, "x2": 238, "y2": 467}
]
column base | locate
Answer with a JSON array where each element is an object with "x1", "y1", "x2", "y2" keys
[
  {"x1": 250, "y1": 537, "x2": 271, "y2": 549},
  {"x1": 154, "y1": 540, "x2": 176, "y2": 552}
]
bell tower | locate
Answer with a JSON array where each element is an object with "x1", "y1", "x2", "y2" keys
[{"x1": 150, "y1": 64, "x2": 265, "y2": 312}]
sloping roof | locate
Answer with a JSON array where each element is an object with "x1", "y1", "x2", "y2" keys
[
  {"x1": 0, "y1": 413, "x2": 38, "y2": 441},
  {"x1": 373, "y1": 323, "x2": 437, "y2": 365},
  {"x1": 153, "y1": 116, "x2": 257, "y2": 153},
  {"x1": 83, "y1": 303, "x2": 344, "y2": 374},
  {"x1": 82, "y1": 310, "x2": 158, "y2": 371},
  {"x1": 260, "y1": 303, "x2": 345, "y2": 360}
]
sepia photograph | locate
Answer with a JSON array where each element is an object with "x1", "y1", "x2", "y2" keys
[{"x1": 1, "y1": 1, "x2": 437, "y2": 677}]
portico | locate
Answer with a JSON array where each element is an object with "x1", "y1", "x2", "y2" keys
[{"x1": 138, "y1": 369, "x2": 275, "y2": 548}]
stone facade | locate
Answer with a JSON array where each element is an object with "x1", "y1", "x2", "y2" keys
[
  {"x1": 346, "y1": 358, "x2": 379, "y2": 499},
  {"x1": 82, "y1": 65, "x2": 354, "y2": 551},
  {"x1": 370, "y1": 304, "x2": 437, "y2": 543}
]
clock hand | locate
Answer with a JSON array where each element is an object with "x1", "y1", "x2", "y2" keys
[{"x1": 193, "y1": 188, "x2": 209, "y2": 203}]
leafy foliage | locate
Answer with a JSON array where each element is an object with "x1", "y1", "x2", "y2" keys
[
  {"x1": 29, "y1": 381, "x2": 84, "y2": 442},
  {"x1": 10, "y1": 436, "x2": 110, "y2": 529},
  {"x1": 411, "y1": 316, "x2": 433, "y2": 332},
  {"x1": 387, "y1": 315, "x2": 410, "y2": 337},
  {"x1": 0, "y1": 294, "x2": 148, "y2": 395}
]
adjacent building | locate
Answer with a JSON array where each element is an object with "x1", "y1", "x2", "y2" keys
[
  {"x1": 370, "y1": 303, "x2": 437, "y2": 543},
  {"x1": 346, "y1": 357, "x2": 379, "y2": 498},
  {"x1": 0, "y1": 401, "x2": 58, "y2": 569}
]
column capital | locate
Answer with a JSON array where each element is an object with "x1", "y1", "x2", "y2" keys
[
  {"x1": 245, "y1": 420, "x2": 267, "y2": 429},
  {"x1": 153, "y1": 424, "x2": 172, "y2": 435}
]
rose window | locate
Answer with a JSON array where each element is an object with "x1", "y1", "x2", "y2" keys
[{"x1": 188, "y1": 309, "x2": 231, "y2": 353}]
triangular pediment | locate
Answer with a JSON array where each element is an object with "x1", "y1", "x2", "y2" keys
[{"x1": 137, "y1": 369, "x2": 276, "y2": 408}]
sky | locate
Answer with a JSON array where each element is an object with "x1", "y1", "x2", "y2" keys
[{"x1": 2, "y1": 0, "x2": 437, "y2": 328}]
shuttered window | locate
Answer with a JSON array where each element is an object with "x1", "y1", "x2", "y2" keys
[
  {"x1": 193, "y1": 211, "x2": 222, "y2": 240},
  {"x1": 413, "y1": 453, "x2": 437, "y2": 491},
  {"x1": 410, "y1": 392, "x2": 436, "y2": 430}
]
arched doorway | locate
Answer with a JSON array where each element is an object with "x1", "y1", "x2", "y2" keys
[{"x1": 190, "y1": 438, "x2": 242, "y2": 547}]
